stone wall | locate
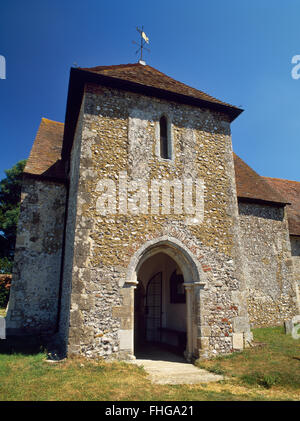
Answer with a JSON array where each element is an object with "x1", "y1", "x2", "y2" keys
[
  {"x1": 290, "y1": 236, "x2": 300, "y2": 313},
  {"x1": 292, "y1": 259, "x2": 300, "y2": 314},
  {"x1": 58, "y1": 98, "x2": 89, "y2": 354},
  {"x1": 61, "y1": 83, "x2": 251, "y2": 359},
  {"x1": 6, "y1": 177, "x2": 66, "y2": 334},
  {"x1": 238, "y1": 201, "x2": 298, "y2": 327}
]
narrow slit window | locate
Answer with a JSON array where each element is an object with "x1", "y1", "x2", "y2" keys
[{"x1": 159, "y1": 116, "x2": 170, "y2": 159}]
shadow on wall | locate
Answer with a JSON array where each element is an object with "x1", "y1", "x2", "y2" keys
[{"x1": 238, "y1": 202, "x2": 284, "y2": 222}]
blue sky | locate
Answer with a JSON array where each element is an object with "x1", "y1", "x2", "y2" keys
[{"x1": 1, "y1": 0, "x2": 300, "y2": 181}]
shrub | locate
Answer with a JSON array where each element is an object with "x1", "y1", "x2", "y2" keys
[
  {"x1": 0, "y1": 257, "x2": 13, "y2": 274},
  {"x1": 0, "y1": 273, "x2": 11, "y2": 308}
]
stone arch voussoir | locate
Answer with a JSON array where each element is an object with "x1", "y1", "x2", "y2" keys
[{"x1": 125, "y1": 235, "x2": 207, "y2": 287}]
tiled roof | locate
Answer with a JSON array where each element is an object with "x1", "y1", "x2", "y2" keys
[
  {"x1": 263, "y1": 177, "x2": 300, "y2": 236},
  {"x1": 24, "y1": 118, "x2": 66, "y2": 181},
  {"x1": 233, "y1": 153, "x2": 288, "y2": 205},
  {"x1": 80, "y1": 63, "x2": 240, "y2": 111}
]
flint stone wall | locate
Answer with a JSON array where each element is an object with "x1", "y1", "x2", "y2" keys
[
  {"x1": 6, "y1": 177, "x2": 66, "y2": 334},
  {"x1": 61, "y1": 83, "x2": 251, "y2": 360},
  {"x1": 238, "y1": 202, "x2": 298, "y2": 327},
  {"x1": 290, "y1": 236, "x2": 300, "y2": 313}
]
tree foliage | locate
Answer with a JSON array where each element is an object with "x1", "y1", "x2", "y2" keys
[{"x1": 0, "y1": 160, "x2": 26, "y2": 272}]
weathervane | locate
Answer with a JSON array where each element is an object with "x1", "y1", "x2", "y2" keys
[{"x1": 132, "y1": 26, "x2": 150, "y2": 63}]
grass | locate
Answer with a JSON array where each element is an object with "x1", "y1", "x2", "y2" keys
[
  {"x1": 0, "y1": 327, "x2": 299, "y2": 401},
  {"x1": 0, "y1": 352, "x2": 250, "y2": 401},
  {"x1": 0, "y1": 308, "x2": 6, "y2": 317},
  {"x1": 196, "y1": 326, "x2": 300, "y2": 393}
]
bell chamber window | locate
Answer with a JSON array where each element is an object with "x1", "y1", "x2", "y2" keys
[{"x1": 159, "y1": 116, "x2": 171, "y2": 159}]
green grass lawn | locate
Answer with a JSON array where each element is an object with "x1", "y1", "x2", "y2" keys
[
  {"x1": 196, "y1": 326, "x2": 300, "y2": 391},
  {"x1": 0, "y1": 326, "x2": 299, "y2": 401}
]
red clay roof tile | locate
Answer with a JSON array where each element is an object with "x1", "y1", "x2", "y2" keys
[
  {"x1": 24, "y1": 118, "x2": 65, "y2": 181},
  {"x1": 263, "y1": 177, "x2": 300, "y2": 236},
  {"x1": 80, "y1": 63, "x2": 240, "y2": 110},
  {"x1": 233, "y1": 153, "x2": 287, "y2": 205}
]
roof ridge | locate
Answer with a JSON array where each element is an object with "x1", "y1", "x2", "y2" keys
[{"x1": 80, "y1": 63, "x2": 141, "y2": 71}]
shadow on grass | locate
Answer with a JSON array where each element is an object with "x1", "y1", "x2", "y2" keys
[{"x1": 0, "y1": 335, "x2": 47, "y2": 355}]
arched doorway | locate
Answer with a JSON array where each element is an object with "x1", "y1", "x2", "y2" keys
[
  {"x1": 121, "y1": 236, "x2": 206, "y2": 361},
  {"x1": 134, "y1": 252, "x2": 187, "y2": 357}
]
